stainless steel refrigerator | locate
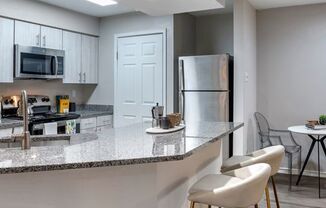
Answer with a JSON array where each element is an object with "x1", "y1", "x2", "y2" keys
[{"x1": 179, "y1": 54, "x2": 233, "y2": 156}]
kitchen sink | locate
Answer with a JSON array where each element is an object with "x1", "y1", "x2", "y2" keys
[{"x1": 0, "y1": 134, "x2": 71, "y2": 148}]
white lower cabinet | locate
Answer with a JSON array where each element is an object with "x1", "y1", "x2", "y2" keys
[
  {"x1": 0, "y1": 127, "x2": 23, "y2": 138},
  {"x1": 80, "y1": 115, "x2": 112, "y2": 133}
]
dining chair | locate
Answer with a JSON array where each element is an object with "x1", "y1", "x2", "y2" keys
[{"x1": 254, "y1": 112, "x2": 301, "y2": 190}]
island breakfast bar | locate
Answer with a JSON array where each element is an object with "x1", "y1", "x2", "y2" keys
[{"x1": 0, "y1": 122, "x2": 243, "y2": 208}]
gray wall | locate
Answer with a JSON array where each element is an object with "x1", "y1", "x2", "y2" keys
[
  {"x1": 233, "y1": 0, "x2": 257, "y2": 155},
  {"x1": 173, "y1": 14, "x2": 197, "y2": 111},
  {"x1": 88, "y1": 12, "x2": 174, "y2": 112},
  {"x1": 257, "y1": 4, "x2": 326, "y2": 173},
  {"x1": 196, "y1": 13, "x2": 234, "y2": 55}
]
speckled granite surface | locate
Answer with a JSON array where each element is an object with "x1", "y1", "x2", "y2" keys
[
  {"x1": 77, "y1": 110, "x2": 112, "y2": 119},
  {"x1": 0, "y1": 122, "x2": 243, "y2": 174}
]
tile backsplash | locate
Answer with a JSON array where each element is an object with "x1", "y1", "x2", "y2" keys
[{"x1": 0, "y1": 80, "x2": 96, "y2": 104}]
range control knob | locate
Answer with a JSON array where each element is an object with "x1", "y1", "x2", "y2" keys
[
  {"x1": 9, "y1": 99, "x2": 14, "y2": 104},
  {"x1": 42, "y1": 97, "x2": 50, "y2": 102},
  {"x1": 4, "y1": 99, "x2": 9, "y2": 105}
]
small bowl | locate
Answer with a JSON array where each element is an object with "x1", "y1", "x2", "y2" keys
[
  {"x1": 167, "y1": 113, "x2": 182, "y2": 128},
  {"x1": 307, "y1": 120, "x2": 319, "y2": 125}
]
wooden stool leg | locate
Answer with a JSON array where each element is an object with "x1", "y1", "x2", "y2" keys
[
  {"x1": 208, "y1": 205, "x2": 211, "y2": 208},
  {"x1": 190, "y1": 201, "x2": 195, "y2": 208},
  {"x1": 271, "y1": 176, "x2": 280, "y2": 208},
  {"x1": 265, "y1": 185, "x2": 271, "y2": 208},
  {"x1": 255, "y1": 204, "x2": 259, "y2": 208}
]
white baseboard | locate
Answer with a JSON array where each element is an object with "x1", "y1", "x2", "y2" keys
[{"x1": 278, "y1": 167, "x2": 326, "y2": 178}]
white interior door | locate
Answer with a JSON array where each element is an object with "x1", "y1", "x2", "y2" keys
[{"x1": 115, "y1": 33, "x2": 164, "y2": 127}]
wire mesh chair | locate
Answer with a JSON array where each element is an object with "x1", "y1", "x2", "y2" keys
[{"x1": 254, "y1": 112, "x2": 301, "y2": 190}]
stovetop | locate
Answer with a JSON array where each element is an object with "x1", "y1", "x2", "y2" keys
[{"x1": 5, "y1": 112, "x2": 80, "y2": 124}]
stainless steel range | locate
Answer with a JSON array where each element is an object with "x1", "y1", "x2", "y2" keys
[{"x1": 1, "y1": 95, "x2": 80, "y2": 135}]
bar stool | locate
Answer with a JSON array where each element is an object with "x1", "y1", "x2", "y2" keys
[
  {"x1": 188, "y1": 163, "x2": 271, "y2": 208},
  {"x1": 221, "y1": 145, "x2": 285, "y2": 208}
]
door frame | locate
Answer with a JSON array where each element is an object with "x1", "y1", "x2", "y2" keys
[{"x1": 113, "y1": 30, "x2": 167, "y2": 127}]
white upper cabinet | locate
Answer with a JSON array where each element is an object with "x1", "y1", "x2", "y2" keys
[
  {"x1": 41, "y1": 26, "x2": 63, "y2": 50},
  {"x1": 82, "y1": 35, "x2": 99, "y2": 84},
  {"x1": 0, "y1": 17, "x2": 14, "y2": 83},
  {"x1": 63, "y1": 31, "x2": 82, "y2": 84},
  {"x1": 15, "y1": 21, "x2": 41, "y2": 47},
  {"x1": 15, "y1": 21, "x2": 63, "y2": 49}
]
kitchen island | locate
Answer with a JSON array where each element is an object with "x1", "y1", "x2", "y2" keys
[{"x1": 0, "y1": 122, "x2": 243, "y2": 208}]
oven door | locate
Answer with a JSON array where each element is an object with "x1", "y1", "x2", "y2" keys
[{"x1": 15, "y1": 45, "x2": 64, "y2": 79}]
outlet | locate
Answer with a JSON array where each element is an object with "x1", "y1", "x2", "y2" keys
[
  {"x1": 245, "y1": 72, "x2": 249, "y2": 82},
  {"x1": 72, "y1": 90, "x2": 76, "y2": 98}
]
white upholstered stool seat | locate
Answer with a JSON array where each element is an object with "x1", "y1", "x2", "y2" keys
[
  {"x1": 221, "y1": 145, "x2": 285, "y2": 175},
  {"x1": 188, "y1": 163, "x2": 271, "y2": 208},
  {"x1": 221, "y1": 145, "x2": 285, "y2": 208}
]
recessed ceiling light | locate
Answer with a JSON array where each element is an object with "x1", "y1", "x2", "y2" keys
[{"x1": 86, "y1": 0, "x2": 118, "y2": 6}]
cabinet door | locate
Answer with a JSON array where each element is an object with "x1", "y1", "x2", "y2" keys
[
  {"x1": 0, "y1": 18, "x2": 14, "y2": 83},
  {"x1": 82, "y1": 35, "x2": 99, "y2": 84},
  {"x1": 15, "y1": 21, "x2": 40, "y2": 47},
  {"x1": 63, "y1": 31, "x2": 82, "y2": 83},
  {"x1": 41, "y1": 26, "x2": 63, "y2": 50}
]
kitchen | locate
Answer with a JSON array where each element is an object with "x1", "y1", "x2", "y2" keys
[{"x1": 0, "y1": 0, "x2": 325, "y2": 207}]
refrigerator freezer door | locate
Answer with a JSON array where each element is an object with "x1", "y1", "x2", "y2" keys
[
  {"x1": 179, "y1": 54, "x2": 229, "y2": 91},
  {"x1": 182, "y1": 91, "x2": 229, "y2": 123}
]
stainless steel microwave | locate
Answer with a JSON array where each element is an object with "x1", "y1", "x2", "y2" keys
[{"x1": 15, "y1": 45, "x2": 65, "y2": 79}]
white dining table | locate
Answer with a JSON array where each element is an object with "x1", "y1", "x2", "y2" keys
[{"x1": 288, "y1": 125, "x2": 326, "y2": 198}]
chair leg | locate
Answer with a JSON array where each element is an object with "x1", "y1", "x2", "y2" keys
[
  {"x1": 190, "y1": 201, "x2": 195, "y2": 208},
  {"x1": 208, "y1": 205, "x2": 211, "y2": 208},
  {"x1": 255, "y1": 204, "x2": 259, "y2": 208},
  {"x1": 271, "y1": 176, "x2": 280, "y2": 208},
  {"x1": 288, "y1": 154, "x2": 293, "y2": 191},
  {"x1": 298, "y1": 150, "x2": 302, "y2": 171},
  {"x1": 265, "y1": 185, "x2": 271, "y2": 208}
]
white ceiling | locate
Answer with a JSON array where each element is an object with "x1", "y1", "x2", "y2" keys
[
  {"x1": 117, "y1": 0, "x2": 225, "y2": 16},
  {"x1": 37, "y1": 0, "x2": 225, "y2": 17},
  {"x1": 249, "y1": 0, "x2": 326, "y2": 10},
  {"x1": 37, "y1": 0, "x2": 326, "y2": 18},
  {"x1": 37, "y1": 0, "x2": 135, "y2": 17}
]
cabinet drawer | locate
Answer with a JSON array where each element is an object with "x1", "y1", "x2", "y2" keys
[
  {"x1": 80, "y1": 118, "x2": 97, "y2": 130},
  {"x1": 96, "y1": 125, "x2": 112, "y2": 132},
  {"x1": 97, "y1": 115, "x2": 112, "y2": 127},
  {"x1": 80, "y1": 127, "x2": 97, "y2": 134}
]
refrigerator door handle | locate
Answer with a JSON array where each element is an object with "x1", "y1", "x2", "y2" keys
[
  {"x1": 179, "y1": 91, "x2": 185, "y2": 121},
  {"x1": 179, "y1": 59, "x2": 185, "y2": 91}
]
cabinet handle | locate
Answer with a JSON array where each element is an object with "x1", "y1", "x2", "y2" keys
[
  {"x1": 43, "y1": 36, "x2": 46, "y2": 47},
  {"x1": 79, "y1": 73, "x2": 82, "y2": 83},
  {"x1": 83, "y1": 72, "x2": 86, "y2": 83},
  {"x1": 36, "y1": 34, "x2": 40, "y2": 46}
]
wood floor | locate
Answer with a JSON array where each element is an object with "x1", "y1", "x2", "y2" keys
[{"x1": 258, "y1": 174, "x2": 326, "y2": 208}]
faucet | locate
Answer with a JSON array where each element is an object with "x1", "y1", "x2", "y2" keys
[
  {"x1": 1, "y1": 91, "x2": 31, "y2": 149},
  {"x1": 17, "y1": 90, "x2": 31, "y2": 150}
]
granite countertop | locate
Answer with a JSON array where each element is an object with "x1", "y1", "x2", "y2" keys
[
  {"x1": 0, "y1": 122, "x2": 243, "y2": 174},
  {"x1": 77, "y1": 110, "x2": 112, "y2": 119}
]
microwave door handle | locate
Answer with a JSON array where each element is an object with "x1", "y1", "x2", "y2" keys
[{"x1": 54, "y1": 56, "x2": 58, "y2": 77}]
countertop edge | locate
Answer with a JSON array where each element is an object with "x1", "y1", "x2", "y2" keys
[{"x1": 0, "y1": 123, "x2": 244, "y2": 175}]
